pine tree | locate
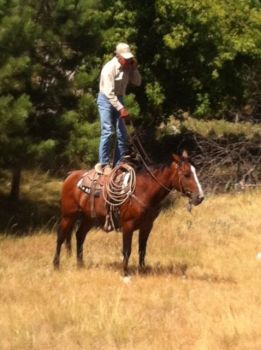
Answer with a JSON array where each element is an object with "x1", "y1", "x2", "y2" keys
[
  {"x1": 0, "y1": 0, "x2": 104, "y2": 199},
  {"x1": 0, "y1": 0, "x2": 36, "y2": 198}
]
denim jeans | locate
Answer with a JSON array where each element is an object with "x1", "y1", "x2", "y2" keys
[{"x1": 97, "y1": 93, "x2": 128, "y2": 166}]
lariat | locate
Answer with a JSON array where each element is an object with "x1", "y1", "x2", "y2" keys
[{"x1": 102, "y1": 163, "x2": 136, "y2": 207}]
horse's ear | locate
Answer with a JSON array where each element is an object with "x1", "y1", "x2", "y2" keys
[
  {"x1": 172, "y1": 154, "x2": 181, "y2": 164},
  {"x1": 182, "y1": 149, "x2": 189, "y2": 159}
]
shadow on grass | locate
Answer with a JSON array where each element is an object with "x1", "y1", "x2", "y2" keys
[
  {"x1": 105, "y1": 261, "x2": 237, "y2": 284},
  {"x1": 106, "y1": 261, "x2": 188, "y2": 277},
  {"x1": 0, "y1": 194, "x2": 60, "y2": 235}
]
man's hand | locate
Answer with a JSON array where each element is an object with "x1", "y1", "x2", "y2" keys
[{"x1": 119, "y1": 108, "x2": 129, "y2": 119}]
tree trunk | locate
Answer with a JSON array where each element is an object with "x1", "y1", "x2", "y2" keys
[{"x1": 10, "y1": 167, "x2": 22, "y2": 200}]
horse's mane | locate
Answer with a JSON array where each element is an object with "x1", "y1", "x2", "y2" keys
[
  {"x1": 135, "y1": 155, "x2": 194, "y2": 176},
  {"x1": 136, "y1": 160, "x2": 173, "y2": 175}
]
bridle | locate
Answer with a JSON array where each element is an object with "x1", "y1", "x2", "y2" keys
[{"x1": 142, "y1": 159, "x2": 191, "y2": 197}]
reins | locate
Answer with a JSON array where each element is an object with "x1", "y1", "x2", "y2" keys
[{"x1": 129, "y1": 119, "x2": 175, "y2": 193}]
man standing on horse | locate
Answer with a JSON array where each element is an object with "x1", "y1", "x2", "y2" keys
[{"x1": 95, "y1": 43, "x2": 142, "y2": 175}]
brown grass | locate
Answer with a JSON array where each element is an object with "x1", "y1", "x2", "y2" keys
[{"x1": 0, "y1": 189, "x2": 261, "y2": 350}]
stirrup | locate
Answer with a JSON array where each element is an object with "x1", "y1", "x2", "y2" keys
[{"x1": 104, "y1": 214, "x2": 113, "y2": 232}]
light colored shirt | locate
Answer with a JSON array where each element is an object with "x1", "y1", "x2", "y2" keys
[{"x1": 99, "y1": 57, "x2": 142, "y2": 111}]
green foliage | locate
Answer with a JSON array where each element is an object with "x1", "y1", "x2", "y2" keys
[
  {"x1": 0, "y1": 94, "x2": 32, "y2": 165},
  {"x1": 64, "y1": 120, "x2": 100, "y2": 166},
  {"x1": 78, "y1": 93, "x2": 98, "y2": 123},
  {"x1": 145, "y1": 81, "x2": 165, "y2": 114},
  {"x1": 0, "y1": 0, "x2": 260, "y2": 182},
  {"x1": 0, "y1": 0, "x2": 104, "y2": 173},
  {"x1": 136, "y1": 0, "x2": 261, "y2": 116},
  {"x1": 181, "y1": 118, "x2": 261, "y2": 139},
  {"x1": 195, "y1": 93, "x2": 211, "y2": 117},
  {"x1": 160, "y1": 116, "x2": 261, "y2": 140},
  {"x1": 124, "y1": 93, "x2": 141, "y2": 121}
]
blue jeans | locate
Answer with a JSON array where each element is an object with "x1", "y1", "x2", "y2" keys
[{"x1": 97, "y1": 93, "x2": 128, "y2": 166}]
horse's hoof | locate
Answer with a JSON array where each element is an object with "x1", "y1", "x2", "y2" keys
[
  {"x1": 53, "y1": 263, "x2": 60, "y2": 270},
  {"x1": 138, "y1": 267, "x2": 146, "y2": 274},
  {"x1": 53, "y1": 259, "x2": 60, "y2": 270},
  {"x1": 122, "y1": 276, "x2": 131, "y2": 284},
  {"x1": 77, "y1": 261, "x2": 85, "y2": 269}
]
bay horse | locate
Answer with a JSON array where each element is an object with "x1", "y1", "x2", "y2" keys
[{"x1": 53, "y1": 153, "x2": 204, "y2": 276}]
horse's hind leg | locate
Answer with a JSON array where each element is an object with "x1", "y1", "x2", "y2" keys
[
  {"x1": 53, "y1": 216, "x2": 76, "y2": 269},
  {"x1": 76, "y1": 219, "x2": 92, "y2": 268}
]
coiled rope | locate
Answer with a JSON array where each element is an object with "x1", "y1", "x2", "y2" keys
[{"x1": 102, "y1": 163, "x2": 136, "y2": 207}]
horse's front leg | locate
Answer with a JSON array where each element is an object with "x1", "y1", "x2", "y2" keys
[
  {"x1": 76, "y1": 219, "x2": 92, "y2": 268},
  {"x1": 122, "y1": 230, "x2": 134, "y2": 276},
  {"x1": 138, "y1": 223, "x2": 153, "y2": 271}
]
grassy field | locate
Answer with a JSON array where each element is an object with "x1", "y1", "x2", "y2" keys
[{"x1": 0, "y1": 183, "x2": 261, "y2": 349}]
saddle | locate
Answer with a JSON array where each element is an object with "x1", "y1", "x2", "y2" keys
[
  {"x1": 77, "y1": 164, "x2": 135, "y2": 232},
  {"x1": 77, "y1": 169, "x2": 106, "y2": 197}
]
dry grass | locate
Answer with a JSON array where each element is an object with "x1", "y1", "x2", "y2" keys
[{"x1": 0, "y1": 189, "x2": 261, "y2": 349}]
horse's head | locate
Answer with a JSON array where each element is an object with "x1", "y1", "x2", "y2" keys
[{"x1": 172, "y1": 151, "x2": 204, "y2": 206}]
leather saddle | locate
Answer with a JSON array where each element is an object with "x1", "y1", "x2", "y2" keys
[
  {"x1": 77, "y1": 169, "x2": 106, "y2": 197},
  {"x1": 76, "y1": 164, "x2": 134, "y2": 231},
  {"x1": 77, "y1": 164, "x2": 131, "y2": 197}
]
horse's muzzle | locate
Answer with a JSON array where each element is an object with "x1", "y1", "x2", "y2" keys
[
  {"x1": 191, "y1": 194, "x2": 204, "y2": 206},
  {"x1": 186, "y1": 192, "x2": 204, "y2": 206}
]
